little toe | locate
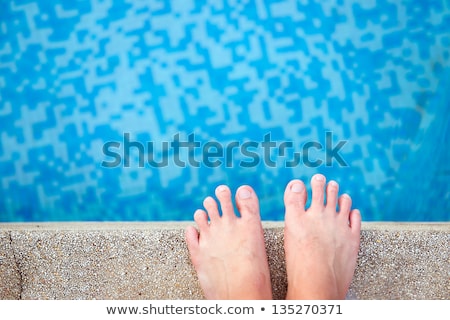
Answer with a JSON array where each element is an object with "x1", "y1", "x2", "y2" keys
[
  {"x1": 185, "y1": 225, "x2": 200, "y2": 264},
  {"x1": 349, "y1": 209, "x2": 362, "y2": 234},
  {"x1": 326, "y1": 180, "x2": 339, "y2": 211},
  {"x1": 284, "y1": 179, "x2": 307, "y2": 213},
  {"x1": 310, "y1": 174, "x2": 326, "y2": 210},
  {"x1": 194, "y1": 209, "x2": 209, "y2": 231},
  {"x1": 235, "y1": 185, "x2": 260, "y2": 219},
  {"x1": 215, "y1": 185, "x2": 236, "y2": 219}
]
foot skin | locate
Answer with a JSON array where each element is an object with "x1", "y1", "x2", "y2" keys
[
  {"x1": 284, "y1": 174, "x2": 362, "y2": 300},
  {"x1": 185, "y1": 185, "x2": 273, "y2": 300}
]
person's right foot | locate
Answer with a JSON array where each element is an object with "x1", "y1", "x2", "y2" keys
[{"x1": 283, "y1": 174, "x2": 362, "y2": 299}]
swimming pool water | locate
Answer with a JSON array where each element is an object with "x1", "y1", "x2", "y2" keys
[{"x1": 1, "y1": 0, "x2": 449, "y2": 222}]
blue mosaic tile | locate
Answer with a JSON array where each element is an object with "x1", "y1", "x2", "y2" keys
[{"x1": 0, "y1": 0, "x2": 449, "y2": 222}]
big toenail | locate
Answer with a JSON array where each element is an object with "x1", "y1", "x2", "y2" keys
[
  {"x1": 292, "y1": 183, "x2": 304, "y2": 193},
  {"x1": 239, "y1": 189, "x2": 252, "y2": 199}
]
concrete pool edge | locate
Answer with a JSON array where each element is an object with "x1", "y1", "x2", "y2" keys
[{"x1": 0, "y1": 222, "x2": 449, "y2": 300}]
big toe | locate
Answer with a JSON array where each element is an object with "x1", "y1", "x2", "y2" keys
[
  {"x1": 235, "y1": 185, "x2": 260, "y2": 219},
  {"x1": 284, "y1": 180, "x2": 307, "y2": 215}
]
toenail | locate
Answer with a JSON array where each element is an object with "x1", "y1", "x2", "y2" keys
[
  {"x1": 291, "y1": 183, "x2": 304, "y2": 193},
  {"x1": 314, "y1": 174, "x2": 325, "y2": 182},
  {"x1": 217, "y1": 186, "x2": 227, "y2": 193},
  {"x1": 329, "y1": 181, "x2": 338, "y2": 188},
  {"x1": 238, "y1": 188, "x2": 252, "y2": 199}
]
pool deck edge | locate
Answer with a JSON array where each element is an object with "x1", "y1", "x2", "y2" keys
[{"x1": 0, "y1": 222, "x2": 449, "y2": 300}]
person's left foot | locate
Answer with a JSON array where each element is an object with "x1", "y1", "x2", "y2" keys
[{"x1": 185, "y1": 185, "x2": 273, "y2": 299}]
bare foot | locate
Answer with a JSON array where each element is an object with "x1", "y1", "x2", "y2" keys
[
  {"x1": 185, "y1": 185, "x2": 272, "y2": 300},
  {"x1": 284, "y1": 174, "x2": 361, "y2": 300}
]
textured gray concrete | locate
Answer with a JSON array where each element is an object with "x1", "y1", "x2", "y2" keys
[
  {"x1": 0, "y1": 231, "x2": 21, "y2": 299},
  {"x1": 0, "y1": 222, "x2": 448, "y2": 300},
  {"x1": 350, "y1": 223, "x2": 449, "y2": 299}
]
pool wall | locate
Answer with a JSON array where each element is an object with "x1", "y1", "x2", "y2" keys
[{"x1": 1, "y1": 222, "x2": 448, "y2": 300}]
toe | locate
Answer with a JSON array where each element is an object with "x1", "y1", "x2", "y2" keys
[
  {"x1": 235, "y1": 185, "x2": 260, "y2": 219},
  {"x1": 194, "y1": 209, "x2": 209, "y2": 231},
  {"x1": 185, "y1": 225, "x2": 200, "y2": 265},
  {"x1": 203, "y1": 196, "x2": 220, "y2": 221},
  {"x1": 284, "y1": 179, "x2": 307, "y2": 213},
  {"x1": 215, "y1": 185, "x2": 236, "y2": 219},
  {"x1": 349, "y1": 209, "x2": 362, "y2": 234},
  {"x1": 326, "y1": 180, "x2": 339, "y2": 211},
  {"x1": 338, "y1": 194, "x2": 352, "y2": 218},
  {"x1": 310, "y1": 174, "x2": 326, "y2": 210}
]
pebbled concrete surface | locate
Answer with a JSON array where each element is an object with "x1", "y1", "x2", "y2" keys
[
  {"x1": 349, "y1": 223, "x2": 449, "y2": 299},
  {"x1": 0, "y1": 222, "x2": 448, "y2": 300},
  {"x1": 0, "y1": 231, "x2": 21, "y2": 299}
]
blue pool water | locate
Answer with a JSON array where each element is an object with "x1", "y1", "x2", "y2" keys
[{"x1": 0, "y1": 0, "x2": 449, "y2": 222}]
